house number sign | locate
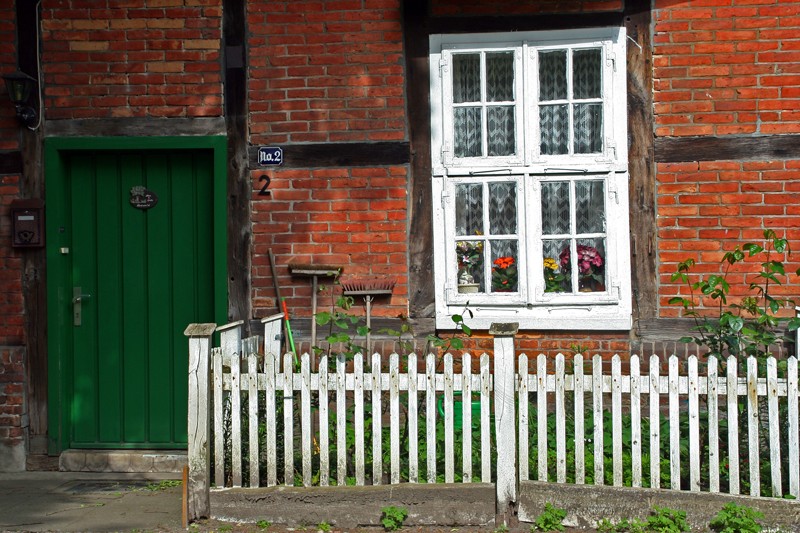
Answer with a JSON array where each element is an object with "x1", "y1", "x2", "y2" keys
[
  {"x1": 258, "y1": 146, "x2": 283, "y2": 166},
  {"x1": 130, "y1": 186, "x2": 158, "y2": 210}
]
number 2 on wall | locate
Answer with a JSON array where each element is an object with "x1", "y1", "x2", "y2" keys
[{"x1": 259, "y1": 175, "x2": 271, "y2": 196}]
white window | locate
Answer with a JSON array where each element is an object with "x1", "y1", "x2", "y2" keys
[{"x1": 430, "y1": 28, "x2": 631, "y2": 330}]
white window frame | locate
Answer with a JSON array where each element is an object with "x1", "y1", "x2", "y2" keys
[{"x1": 430, "y1": 27, "x2": 632, "y2": 330}]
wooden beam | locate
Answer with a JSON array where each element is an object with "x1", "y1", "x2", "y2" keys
[
  {"x1": 655, "y1": 134, "x2": 800, "y2": 163},
  {"x1": 246, "y1": 141, "x2": 410, "y2": 169},
  {"x1": 428, "y1": 11, "x2": 623, "y2": 34},
  {"x1": 403, "y1": 0, "x2": 436, "y2": 318},
  {"x1": 625, "y1": 0, "x2": 658, "y2": 321},
  {"x1": 45, "y1": 117, "x2": 227, "y2": 137},
  {"x1": 224, "y1": 0, "x2": 251, "y2": 333},
  {"x1": 17, "y1": 0, "x2": 48, "y2": 453}
]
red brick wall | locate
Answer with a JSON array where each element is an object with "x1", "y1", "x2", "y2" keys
[
  {"x1": 654, "y1": 0, "x2": 800, "y2": 136},
  {"x1": 654, "y1": 0, "x2": 800, "y2": 320},
  {"x1": 0, "y1": 0, "x2": 23, "y2": 347},
  {"x1": 40, "y1": 0, "x2": 223, "y2": 120},
  {"x1": 657, "y1": 159, "x2": 800, "y2": 315},
  {"x1": 248, "y1": 0, "x2": 405, "y2": 144},
  {"x1": 248, "y1": 0, "x2": 408, "y2": 321},
  {"x1": 0, "y1": 347, "x2": 25, "y2": 445},
  {"x1": 251, "y1": 165, "x2": 409, "y2": 318}
]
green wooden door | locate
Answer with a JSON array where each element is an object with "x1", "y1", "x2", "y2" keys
[{"x1": 59, "y1": 150, "x2": 215, "y2": 449}]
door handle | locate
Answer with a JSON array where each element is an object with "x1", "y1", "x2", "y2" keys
[{"x1": 72, "y1": 287, "x2": 91, "y2": 326}]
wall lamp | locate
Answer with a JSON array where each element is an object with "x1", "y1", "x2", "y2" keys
[{"x1": 3, "y1": 70, "x2": 37, "y2": 128}]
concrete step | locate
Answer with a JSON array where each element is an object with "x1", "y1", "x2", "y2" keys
[{"x1": 59, "y1": 450, "x2": 187, "y2": 473}]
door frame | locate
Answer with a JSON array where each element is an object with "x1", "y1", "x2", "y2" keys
[{"x1": 44, "y1": 136, "x2": 229, "y2": 454}]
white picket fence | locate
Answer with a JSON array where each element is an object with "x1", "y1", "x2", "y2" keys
[{"x1": 185, "y1": 320, "x2": 800, "y2": 519}]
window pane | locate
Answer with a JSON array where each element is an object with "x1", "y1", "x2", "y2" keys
[
  {"x1": 456, "y1": 240, "x2": 485, "y2": 293},
  {"x1": 540, "y1": 104, "x2": 569, "y2": 155},
  {"x1": 452, "y1": 53, "x2": 480, "y2": 103},
  {"x1": 489, "y1": 181, "x2": 517, "y2": 235},
  {"x1": 541, "y1": 181, "x2": 570, "y2": 235},
  {"x1": 576, "y1": 180, "x2": 605, "y2": 234},
  {"x1": 573, "y1": 103, "x2": 603, "y2": 154},
  {"x1": 486, "y1": 52, "x2": 514, "y2": 102},
  {"x1": 454, "y1": 107, "x2": 482, "y2": 157},
  {"x1": 544, "y1": 239, "x2": 571, "y2": 293},
  {"x1": 573, "y1": 48, "x2": 602, "y2": 99},
  {"x1": 539, "y1": 50, "x2": 567, "y2": 101},
  {"x1": 487, "y1": 106, "x2": 516, "y2": 156},
  {"x1": 491, "y1": 240, "x2": 518, "y2": 293},
  {"x1": 455, "y1": 183, "x2": 484, "y2": 236},
  {"x1": 576, "y1": 238, "x2": 606, "y2": 292}
]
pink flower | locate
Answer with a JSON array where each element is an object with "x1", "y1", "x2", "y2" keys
[{"x1": 559, "y1": 245, "x2": 603, "y2": 275}]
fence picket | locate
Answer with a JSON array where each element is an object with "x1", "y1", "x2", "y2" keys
[
  {"x1": 283, "y1": 353, "x2": 294, "y2": 486},
  {"x1": 556, "y1": 354, "x2": 566, "y2": 484},
  {"x1": 727, "y1": 356, "x2": 740, "y2": 494},
  {"x1": 537, "y1": 354, "x2": 548, "y2": 482},
  {"x1": 480, "y1": 353, "x2": 491, "y2": 483},
  {"x1": 408, "y1": 353, "x2": 419, "y2": 484},
  {"x1": 301, "y1": 354, "x2": 312, "y2": 487},
  {"x1": 688, "y1": 355, "x2": 700, "y2": 491},
  {"x1": 669, "y1": 355, "x2": 679, "y2": 490},
  {"x1": 231, "y1": 348, "x2": 242, "y2": 488},
  {"x1": 630, "y1": 355, "x2": 641, "y2": 488},
  {"x1": 213, "y1": 347, "x2": 224, "y2": 488},
  {"x1": 336, "y1": 353, "x2": 346, "y2": 487},
  {"x1": 612, "y1": 355, "x2": 622, "y2": 486},
  {"x1": 371, "y1": 353, "x2": 382, "y2": 485},
  {"x1": 247, "y1": 351, "x2": 259, "y2": 488},
  {"x1": 518, "y1": 354, "x2": 529, "y2": 483},
  {"x1": 592, "y1": 354, "x2": 603, "y2": 485},
  {"x1": 649, "y1": 354, "x2": 660, "y2": 490},
  {"x1": 426, "y1": 353, "x2": 436, "y2": 484},
  {"x1": 444, "y1": 353, "x2": 454, "y2": 483},
  {"x1": 707, "y1": 356, "x2": 719, "y2": 493},
  {"x1": 319, "y1": 355, "x2": 329, "y2": 487},
  {"x1": 354, "y1": 354, "x2": 365, "y2": 486},
  {"x1": 462, "y1": 353, "x2": 472, "y2": 483},
  {"x1": 574, "y1": 354, "x2": 585, "y2": 485},
  {"x1": 390, "y1": 354, "x2": 400, "y2": 485},
  {"x1": 265, "y1": 352, "x2": 277, "y2": 486},
  {"x1": 767, "y1": 357, "x2": 781, "y2": 497},
  {"x1": 788, "y1": 357, "x2": 799, "y2": 498},
  {"x1": 747, "y1": 356, "x2": 760, "y2": 497}
]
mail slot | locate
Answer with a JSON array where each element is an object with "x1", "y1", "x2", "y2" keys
[{"x1": 10, "y1": 198, "x2": 44, "y2": 248}]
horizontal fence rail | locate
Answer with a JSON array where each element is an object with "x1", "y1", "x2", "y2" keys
[{"x1": 187, "y1": 321, "x2": 800, "y2": 518}]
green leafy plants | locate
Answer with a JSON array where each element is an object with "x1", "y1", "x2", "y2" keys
[
  {"x1": 314, "y1": 293, "x2": 369, "y2": 358},
  {"x1": 380, "y1": 506, "x2": 408, "y2": 531},
  {"x1": 670, "y1": 229, "x2": 800, "y2": 360},
  {"x1": 595, "y1": 518, "x2": 647, "y2": 533},
  {"x1": 645, "y1": 507, "x2": 689, "y2": 533},
  {"x1": 709, "y1": 503, "x2": 763, "y2": 533},
  {"x1": 317, "y1": 521, "x2": 332, "y2": 532},
  {"x1": 426, "y1": 303, "x2": 473, "y2": 353},
  {"x1": 256, "y1": 519, "x2": 272, "y2": 530},
  {"x1": 531, "y1": 502, "x2": 567, "y2": 531}
]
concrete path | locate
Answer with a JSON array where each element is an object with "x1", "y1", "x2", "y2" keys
[{"x1": 0, "y1": 472, "x2": 183, "y2": 532}]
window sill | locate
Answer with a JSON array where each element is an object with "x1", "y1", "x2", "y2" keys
[{"x1": 437, "y1": 302, "x2": 632, "y2": 331}]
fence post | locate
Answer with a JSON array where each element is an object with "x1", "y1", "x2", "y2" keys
[
  {"x1": 185, "y1": 323, "x2": 217, "y2": 522},
  {"x1": 491, "y1": 322, "x2": 519, "y2": 527}
]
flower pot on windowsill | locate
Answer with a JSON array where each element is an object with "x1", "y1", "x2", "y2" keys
[{"x1": 458, "y1": 283, "x2": 479, "y2": 294}]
